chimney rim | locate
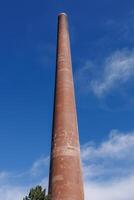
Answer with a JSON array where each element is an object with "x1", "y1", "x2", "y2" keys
[{"x1": 58, "y1": 12, "x2": 67, "y2": 17}]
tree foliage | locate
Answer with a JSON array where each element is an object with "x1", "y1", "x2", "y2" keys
[{"x1": 23, "y1": 185, "x2": 49, "y2": 200}]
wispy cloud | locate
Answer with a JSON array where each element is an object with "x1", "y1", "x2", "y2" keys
[
  {"x1": 103, "y1": 10, "x2": 134, "y2": 45},
  {"x1": 30, "y1": 156, "x2": 49, "y2": 177},
  {"x1": 75, "y1": 60, "x2": 94, "y2": 94},
  {"x1": 76, "y1": 49, "x2": 134, "y2": 98},
  {"x1": 82, "y1": 130, "x2": 134, "y2": 161},
  {"x1": 91, "y1": 49, "x2": 134, "y2": 97}
]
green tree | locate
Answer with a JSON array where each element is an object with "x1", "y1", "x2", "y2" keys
[{"x1": 23, "y1": 185, "x2": 49, "y2": 200}]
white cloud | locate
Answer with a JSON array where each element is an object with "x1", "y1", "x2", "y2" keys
[
  {"x1": 76, "y1": 49, "x2": 134, "y2": 98},
  {"x1": 81, "y1": 130, "x2": 134, "y2": 200},
  {"x1": 90, "y1": 49, "x2": 134, "y2": 97},
  {"x1": 84, "y1": 175, "x2": 134, "y2": 200},
  {"x1": 0, "y1": 155, "x2": 49, "y2": 200},
  {"x1": 0, "y1": 186, "x2": 27, "y2": 200},
  {"x1": 82, "y1": 130, "x2": 134, "y2": 161}
]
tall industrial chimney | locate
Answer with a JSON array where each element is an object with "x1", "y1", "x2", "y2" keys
[{"x1": 48, "y1": 13, "x2": 84, "y2": 200}]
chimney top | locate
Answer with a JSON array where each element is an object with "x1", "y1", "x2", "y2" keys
[{"x1": 58, "y1": 12, "x2": 67, "y2": 17}]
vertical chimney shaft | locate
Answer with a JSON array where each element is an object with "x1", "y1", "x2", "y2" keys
[{"x1": 48, "y1": 13, "x2": 84, "y2": 200}]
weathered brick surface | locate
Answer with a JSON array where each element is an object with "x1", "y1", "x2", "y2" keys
[{"x1": 48, "y1": 13, "x2": 84, "y2": 200}]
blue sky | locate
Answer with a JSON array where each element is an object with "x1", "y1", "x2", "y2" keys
[{"x1": 0, "y1": 0, "x2": 134, "y2": 199}]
